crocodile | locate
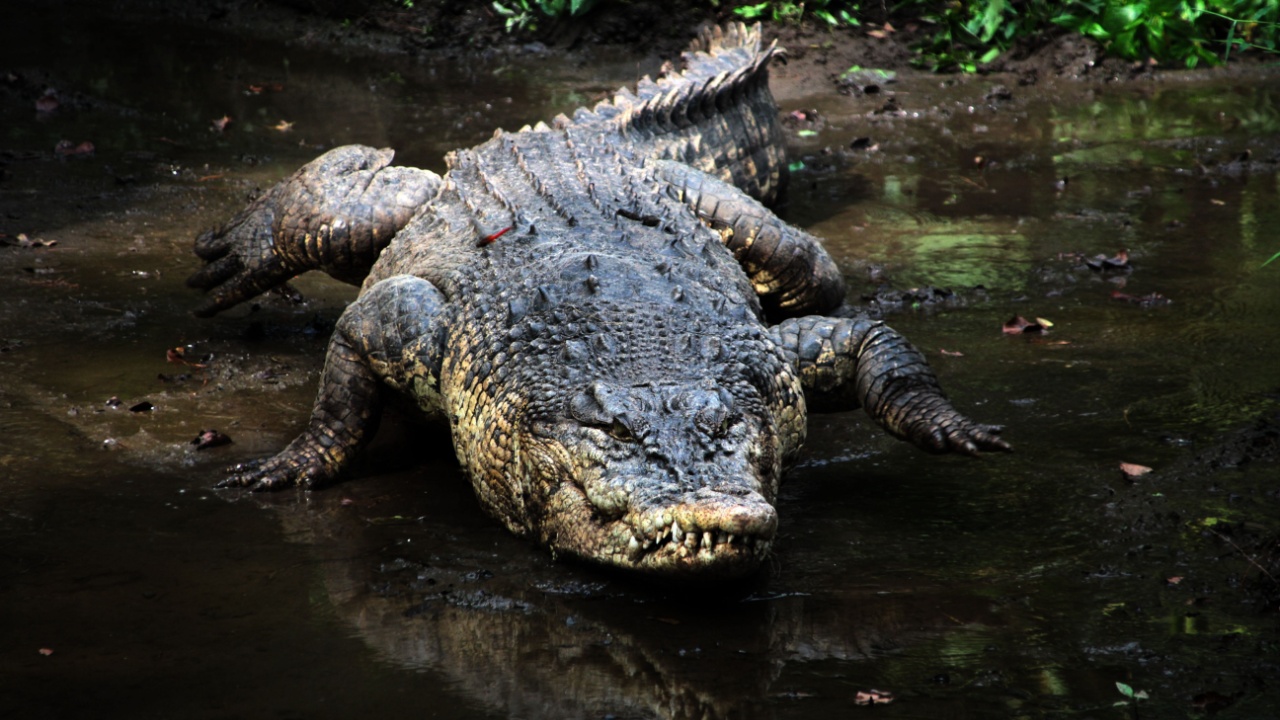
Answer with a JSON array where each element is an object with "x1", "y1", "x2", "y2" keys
[{"x1": 188, "y1": 24, "x2": 1009, "y2": 578}]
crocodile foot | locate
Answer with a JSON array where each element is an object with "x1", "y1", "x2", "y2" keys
[
  {"x1": 897, "y1": 394, "x2": 1012, "y2": 456},
  {"x1": 215, "y1": 442, "x2": 340, "y2": 492}
]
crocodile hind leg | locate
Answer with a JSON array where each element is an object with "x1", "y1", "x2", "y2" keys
[
  {"x1": 652, "y1": 159, "x2": 845, "y2": 318},
  {"x1": 770, "y1": 315, "x2": 1010, "y2": 454},
  {"x1": 219, "y1": 275, "x2": 450, "y2": 490},
  {"x1": 188, "y1": 146, "x2": 442, "y2": 317}
]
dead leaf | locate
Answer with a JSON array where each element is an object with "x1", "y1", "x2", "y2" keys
[
  {"x1": 1166, "y1": 576, "x2": 1183, "y2": 585},
  {"x1": 1003, "y1": 315, "x2": 1047, "y2": 334},
  {"x1": 1120, "y1": 462, "x2": 1152, "y2": 477},
  {"x1": 272, "y1": 120, "x2": 294, "y2": 132},
  {"x1": 166, "y1": 347, "x2": 207, "y2": 368},
  {"x1": 35, "y1": 91, "x2": 59, "y2": 113},
  {"x1": 867, "y1": 29, "x2": 888, "y2": 39},
  {"x1": 1210, "y1": 199, "x2": 1226, "y2": 206},
  {"x1": 38, "y1": 648, "x2": 54, "y2": 656},
  {"x1": 54, "y1": 140, "x2": 95, "y2": 157},
  {"x1": 854, "y1": 689, "x2": 895, "y2": 705},
  {"x1": 191, "y1": 429, "x2": 232, "y2": 450},
  {"x1": 940, "y1": 348, "x2": 965, "y2": 357},
  {"x1": 211, "y1": 115, "x2": 232, "y2": 133},
  {"x1": 1085, "y1": 251, "x2": 1131, "y2": 271}
]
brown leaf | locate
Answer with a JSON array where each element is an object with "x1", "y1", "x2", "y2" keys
[
  {"x1": 1003, "y1": 315, "x2": 1046, "y2": 334},
  {"x1": 1120, "y1": 462, "x2": 1152, "y2": 477},
  {"x1": 939, "y1": 348, "x2": 965, "y2": 357},
  {"x1": 211, "y1": 115, "x2": 232, "y2": 133},
  {"x1": 272, "y1": 120, "x2": 294, "y2": 132},
  {"x1": 190, "y1": 429, "x2": 232, "y2": 450},
  {"x1": 854, "y1": 689, "x2": 895, "y2": 705},
  {"x1": 38, "y1": 648, "x2": 54, "y2": 656},
  {"x1": 867, "y1": 29, "x2": 888, "y2": 39}
]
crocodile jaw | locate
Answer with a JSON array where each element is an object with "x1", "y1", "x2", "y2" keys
[{"x1": 542, "y1": 479, "x2": 778, "y2": 578}]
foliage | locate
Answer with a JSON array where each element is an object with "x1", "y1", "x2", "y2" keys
[
  {"x1": 492, "y1": 0, "x2": 599, "y2": 33},
  {"x1": 485, "y1": 0, "x2": 1277, "y2": 72},
  {"x1": 1263, "y1": 251, "x2": 1280, "y2": 268},
  {"x1": 731, "y1": 0, "x2": 861, "y2": 27},
  {"x1": 897, "y1": 0, "x2": 1280, "y2": 71}
]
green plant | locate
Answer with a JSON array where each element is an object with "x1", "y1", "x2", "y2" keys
[
  {"x1": 1263, "y1": 250, "x2": 1280, "y2": 267},
  {"x1": 897, "y1": 0, "x2": 1280, "y2": 72},
  {"x1": 732, "y1": 1, "x2": 861, "y2": 26},
  {"x1": 1114, "y1": 681, "x2": 1149, "y2": 719},
  {"x1": 493, "y1": 0, "x2": 601, "y2": 33}
]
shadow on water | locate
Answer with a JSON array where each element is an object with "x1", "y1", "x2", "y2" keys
[{"x1": 3, "y1": 2, "x2": 1279, "y2": 718}]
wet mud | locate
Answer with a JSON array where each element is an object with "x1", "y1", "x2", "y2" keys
[{"x1": 3, "y1": 2, "x2": 1279, "y2": 718}]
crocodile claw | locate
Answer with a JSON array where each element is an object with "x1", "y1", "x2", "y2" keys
[
  {"x1": 215, "y1": 450, "x2": 337, "y2": 492},
  {"x1": 897, "y1": 394, "x2": 1012, "y2": 456},
  {"x1": 187, "y1": 203, "x2": 295, "y2": 317}
]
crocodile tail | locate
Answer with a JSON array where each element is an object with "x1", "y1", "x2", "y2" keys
[{"x1": 567, "y1": 23, "x2": 788, "y2": 204}]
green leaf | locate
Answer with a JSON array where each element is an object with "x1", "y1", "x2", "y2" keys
[
  {"x1": 1263, "y1": 250, "x2": 1280, "y2": 267},
  {"x1": 797, "y1": 129, "x2": 818, "y2": 137},
  {"x1": 1116, "y1": 681, "x2": 1135, "y2": 699},
  {"x1": 980, "y1": 46, "x2": 1002, "y2": 63}
]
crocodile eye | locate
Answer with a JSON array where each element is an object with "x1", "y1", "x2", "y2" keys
[{"x1": 608, "y1": 419, "x2": 635, "y2": 442}]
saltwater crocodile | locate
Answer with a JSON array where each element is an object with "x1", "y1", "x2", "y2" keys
[{"x1": 188, "y1": 24, "x2": 1009, "y2": 577}]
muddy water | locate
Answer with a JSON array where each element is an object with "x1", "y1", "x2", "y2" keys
[{"x1": 4, "y1": 6, "x2": 1279, "y2": 719}]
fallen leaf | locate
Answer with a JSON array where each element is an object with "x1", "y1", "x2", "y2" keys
[
  {"x1": 867, "y1": 29, "x2": 888, "y2": 39},
  {"x1": 1003, "y1": 315, "x2": 1047, "y2": 334},
  {"x1": 854, "y1": 689, "x2": 895, "y2": 705},
  {"x1": 939, "y1": 348, "x2": 965, "y2": 357},
  {"x1": 54, "y1": 140, "x2": 95, "y2": 157},
  {"x1": 1035, "y1": 317, "x2": 1055, "y2": 328},
  {"x1": 166, "y1": 347, "x2": 207, "y2": 368},
  {"x1": 1120, "y1": 462, "x2": 1152, "y2": 477},
  {"x1": 1166, "y1": 576, "x2": 1183, "y2": 585},
  {"x1": 1085, "y1": 250, "x2": 1131, "y2": 272},
  {"x1": 211, "y1": 115, "x2": 232, "y2": 133},
  {"x1": 1210, "y1": 198, "x2": 1226, "y2": 206},
  {"x1": 272, "y1": 120, "x2": 294, "y2": 132},
  {"x1": 35, "y1": 92, "x2": 59, "y2": 113},
  {"x1": 38, "y1": 648, "x2": 54, "y2": 656},
  {"x1": 190, "y1": 429, "x2": 232, "y2": 450}
]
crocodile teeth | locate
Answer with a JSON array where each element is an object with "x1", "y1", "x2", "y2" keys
[
  {"x1": 700, "y1": 532, "x2": 712, "y2": 550},
  {"x1": 671, "y1": 521, "x2": 684, "y2": 545}
]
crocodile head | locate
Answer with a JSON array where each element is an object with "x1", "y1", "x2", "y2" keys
[{"x1": 517, "y1": 377, "x2": 787, "y2": 578}]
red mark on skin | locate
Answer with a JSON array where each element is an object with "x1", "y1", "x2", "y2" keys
[{"x1": 479, "y1": 226, "x2": 513, "y2": 245}]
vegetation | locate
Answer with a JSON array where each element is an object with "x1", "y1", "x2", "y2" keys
[
  {"x1": 487, "y1": 1, "x2": 1278, "y2": 72},
  {"x1": 896, "y1": 0, "x2": 1280, "y2": 71}
]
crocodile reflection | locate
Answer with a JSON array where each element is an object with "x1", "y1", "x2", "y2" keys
[{"x1": 275, "y1": 487, "x2": 1006, "y2": 719}]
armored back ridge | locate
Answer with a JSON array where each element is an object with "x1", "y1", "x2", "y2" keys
[{"x1": 188, "y1": 24, "x2": 1009, "y2": 578}]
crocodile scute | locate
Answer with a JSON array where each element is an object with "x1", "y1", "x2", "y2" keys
[{"x1": 189, "y1": 24, "x2": 1009, "y2": 578}]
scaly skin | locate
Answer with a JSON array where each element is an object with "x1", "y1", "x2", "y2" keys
[{"x1": 195, "y1": 24, "x2": 1009, "y2": 578}]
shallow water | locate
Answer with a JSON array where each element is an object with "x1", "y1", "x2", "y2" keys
[{"x1": 3, "y1": 6, "x2": 1279, "y2": 719}]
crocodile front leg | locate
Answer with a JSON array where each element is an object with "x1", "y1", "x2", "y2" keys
[
  {"x1": 652, "y1": 159, "x2": 845, "y2": 318},
  {"x1": 188, "y1": 146, "x2": 442, "y2": 317},
  {"x1": 770, "y1": 315, "x2": 1010, "y2": 455},
  {"x1": 219, "y1": 275, "x2": 450, "y2": 490}
]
